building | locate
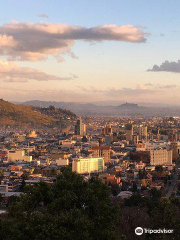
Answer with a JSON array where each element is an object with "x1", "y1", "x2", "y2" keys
[
  {"x1": 150, "y1": 148, "x2": 172, "y2": 165},
  {"x1": 28, "y1": 130, "x2": 37, "y2": 138},
  {"x1": 59, "y1": 139, "x2": 76, "y2": 148},
  {"x1": 139, "y1": 125, "x2": 147, "y2": 141},
  {"x1": 55, "y1": 158, "x2": 69, "y2": 166},
  {"x1": 132, "y1": 134, "x2": 139, "y2": 144},
  {"x1": 105, "y1": 135, "x2": 113, "y2": 145},
  {"x1": 136, "y1": 143, "x2": 146, "y2": 151},
  {"x1": 72, "y1": 157, "x2": 104, "y2": 174},
  {"x1": 11, "y1": 133, "x2": 26, "y2": 143},
  {"x1": 74, "y1": 118, "x2": 86, "y2": 136},
  {"x1": 102, "y1": 123, "x2": 113, "y2": 135},
  {"x1": 91, "y1": 146, "x2": 110, "y2": 163},
  {"x1": 7, "y1": 150, "x2": 32, "y2": 162},
  {"x1": 99, "y1": 173, "x2": 120, "y2": 185},
  {"x1": 126, "y1": 124, "x2": 133, "y2": 141}
]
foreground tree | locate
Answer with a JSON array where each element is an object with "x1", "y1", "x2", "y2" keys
[
  {"x1": 150, "y1": 197, "x2": 180, "y2": 240},
  {"x1": 0, "y1": 167, "x2": 119, "y2": 240}
]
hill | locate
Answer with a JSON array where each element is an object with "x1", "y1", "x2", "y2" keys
[
  {"x1": 18, "y1": 100, "x2": 180, "y2": 116},
  {"x1": 32, "y1": 105, "x2": 77, "y2": 120},
  {"x1": 0, "y1": 99, "x2": 76, "y2": 127}
]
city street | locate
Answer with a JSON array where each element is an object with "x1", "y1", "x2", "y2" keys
[{"x1": 165, "y1": 163, "x2": 180, "y2": 199}]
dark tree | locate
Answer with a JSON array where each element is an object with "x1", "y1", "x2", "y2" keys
[{"x1": 0, "y1": 168, "x2": 119, "y2": 240}]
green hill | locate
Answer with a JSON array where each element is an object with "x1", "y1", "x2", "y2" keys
[{"x1": 0, "y1": 99, "x2": 59, "y2": 127}]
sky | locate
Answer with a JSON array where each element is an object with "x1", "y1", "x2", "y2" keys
[{"x1": 0, "y1": 0, "x2": 180, "y2": 104}]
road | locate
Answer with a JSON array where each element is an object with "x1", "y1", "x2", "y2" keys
[{"x1": 165, "y1": 164, "x2": 180, "y2": 198}]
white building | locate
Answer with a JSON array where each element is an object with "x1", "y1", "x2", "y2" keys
[
  {"x1": 150, "y1": 148, "x2": 172, "y2": 166},
  {"x1": 7, "y1": 150, "x2": 32, "y2": 162},
  {"x1": 72, "y1": 157, "x2": 104, "y2": 174},
  {"x1": 55, "y1": 158, "x2": 69, "y2": 166}
]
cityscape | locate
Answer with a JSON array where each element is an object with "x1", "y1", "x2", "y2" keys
[{"x1": 0, "y1": 1, "x2": 180, "y2": 240}]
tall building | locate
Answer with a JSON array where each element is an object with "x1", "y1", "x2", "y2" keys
[
  {"x1": 139, "y1": 125, "x2": 147, "y2": 141},
  {"x1": 125, "y1": 124, "x2": 133, "y2": 141},
  {"x1": 72, "y1": 157, "x2": 104, "y2": 174},
  {"x1": 74, "y1": 118, "x2": 86, "y2": 136},
  {"x1": 102, "y1": 122, "x2": 113, "y2": 135},
  {"x1": 132, "y1": 134, "x2": 139, "y2": 144},
  {"x1": 150, "y1": 148, "x2": 172, "y2": 165},
  {"x1": 91, "y1": 146, "x2": 110, "y2": 163},
  {"x1": 105, "y1": 134, "x2": 113, "y2": 145}
]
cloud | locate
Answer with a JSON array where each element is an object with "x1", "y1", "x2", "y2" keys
[
  {"x1": 105, "y1": 87, "x2": 159, "y2": 97},
  {"x1": 0, "y1": 84, "x2": 179, "y2": 103},
  {"x1": 71, "y1": 73, "x2": 78, "y2": 79},
  {"x1": 38, "y1": 14, "x2": 48, "y2": 18},
  {"x1": 148, "y1": 60, "x2": 180, "y2": 73},
  {"x1": 0, "y1": 60, "x2": 77, "y2": 82},
  {"x1": 0, "y1": 21, "x2": 147, "y2": 61},
  {"x1": 77, "y1": 85, "x2": 160, "y2": 97},
  {"x1": 144, "y1": 83, "x2": 177, "y2": 89},
  {"x1": 0, "y1": 86, "x2": 94, "y2": 102}
]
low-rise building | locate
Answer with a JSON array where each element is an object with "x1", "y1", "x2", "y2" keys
[
  {"x1": 7, "y1": 150, "x2": 32, "y2": 162},
  {"x1": 72, "y1": 157, "x2": 104, "y2": 174},
  {"x1": 150, "y1": 148, "x2": 172, "y2": 165}
]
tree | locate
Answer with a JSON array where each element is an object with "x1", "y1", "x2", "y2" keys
[
  {"x1": 0, "y1": 168, "x2": 119, "y2": 240},
  {"x1": 124, "y1": 194, "x2": 144, "y2": 207},
  {"x1": 49, "y1": 105, "x2": 55, "y2": 110},
  {"x1": 150, "y1": 197, "x2": 180, "y2": 239},
  {"x1": 50, "y1": 168, "x2": 58, "y2": 175},
  {"x1": 0, "y1": 169, "x2": 3, "y2": 177},
  {"x1": 0, "y1": 193, "x2": 3, "y2": 205},
  {"x1": 155, "y1": 165, "x2": 163, "y2": 173}
]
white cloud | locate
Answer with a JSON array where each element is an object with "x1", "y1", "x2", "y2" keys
[
  {"x1": 0, "y1": 60, "x2": 77, "y2": 82},
  {"x1": 0, "y1": 21, "x2": 147, "y2": 61}
]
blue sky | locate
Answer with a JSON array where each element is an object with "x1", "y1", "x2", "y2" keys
[{"x1": 0, "y1": 0, "x2": 180, "y2": 104}]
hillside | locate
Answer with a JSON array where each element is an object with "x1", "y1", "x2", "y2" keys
[
  {"x1": 32, "y1": 105, "x2": 77, "y2": 120},
  {"x1": 0, "y1": 99, "x2": 76, "y2": 127}
]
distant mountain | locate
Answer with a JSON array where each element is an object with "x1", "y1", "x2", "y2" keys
[
  {"x1": 16, "y1": 100, "x2": 100, "y2": 116},
  {"x1": 16, "y1": 100, "x2": 180, "y2": 117},
  {"x1": 89, "y1": 101, "x2": 174, "y2": 107},
  {"x1": 116, "y1": 103, "x2": 140, "y2": 109},
  {"x1": 0, "y1": 99, "x2": 76, "y2": 127}
]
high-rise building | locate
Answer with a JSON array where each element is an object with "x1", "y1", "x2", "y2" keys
[
  {"x1": 82, "y1": 123, "x2": 86, "y2": 135},
  {"x1": 102, "y1": 122, "x2": 113, "y2": 135},
  {"x1": 132, "y1": 134, "x2": 139, "y2": 144},
  {"x1": 72, "y1": 157, "x2": 104, "y2": 174},
  {"x1": 91, "y1": 146, "x2": 110, "y2": 163},
  {"x1": 74, "y1": 118, "x2": 86, "y2": 136},
  {"x1": 105, "y1": 134, "x2": 113, "y2": 145},
  {"x1": 125, "y1": 124, "x2": 133, "y2": 141},
  {"x1": 139, "y1": 125, "x2": 147, "y2": 141}
]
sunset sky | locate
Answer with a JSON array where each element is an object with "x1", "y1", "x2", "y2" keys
[{"x1": 0, "y1": 0, "x2": 180, "y2": 104}]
